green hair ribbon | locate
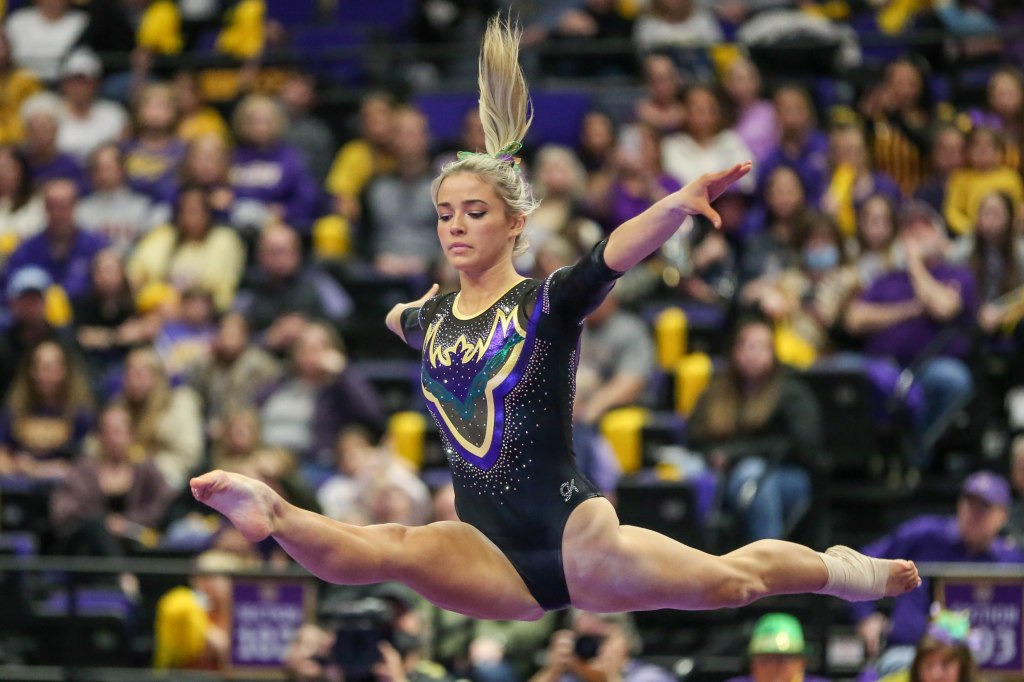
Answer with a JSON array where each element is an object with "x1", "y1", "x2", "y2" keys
[{"x1": 457, "y1": 142, "x2": 523, "y2": 172}]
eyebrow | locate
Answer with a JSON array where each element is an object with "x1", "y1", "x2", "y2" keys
[{"x1": 436, "y1": 199, "x2": 490, "y2": 209}]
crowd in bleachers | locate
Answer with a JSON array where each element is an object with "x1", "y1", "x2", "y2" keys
[{"x1": 1, "y1": 0, "x2": 1024, "y2": 679}]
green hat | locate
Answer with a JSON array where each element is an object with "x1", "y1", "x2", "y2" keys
[{"x1": 749, "y1": 613, "x2": 806, "y2": 656}]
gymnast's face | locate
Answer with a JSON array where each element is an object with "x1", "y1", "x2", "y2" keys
[{"x1": 436, "y1": 172, "x2": 524, "y2": 274}]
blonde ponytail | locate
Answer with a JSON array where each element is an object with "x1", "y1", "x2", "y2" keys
[{"x1": 432, "y1": 13, "x2": 539, "y2": 229}]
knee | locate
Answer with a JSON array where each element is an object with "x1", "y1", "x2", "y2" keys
[{"x1": 921, "y1": 359, "x2": 972, "y2": 394}]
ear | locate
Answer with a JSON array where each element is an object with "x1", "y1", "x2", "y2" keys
[{"x1": 509, "y1": 212, "x2": 526, "y2": 238}]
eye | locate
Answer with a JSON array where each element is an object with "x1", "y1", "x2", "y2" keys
[
  {"x1": 468, "y1": 211, "x2": 486, "y2": 219},
  {"x1": 438, "y1": 214, "x2": 452, "y2": 222}
]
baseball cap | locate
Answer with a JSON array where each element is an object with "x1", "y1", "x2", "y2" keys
[
  {"x1": 961, "y1": 471, "x2": 1011, "y2": 507},
  {"x1": 6, "y1": 266, "x2": 52, "y2": 299},
  {"x1": 749, "y1": 613, "x2": 805, "y2": 655},
  {"x1": 60, "y1": 48, "x2": 102, "y2": 80}
]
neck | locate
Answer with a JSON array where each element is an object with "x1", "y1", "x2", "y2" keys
[
  {"x1": 456, "y1": 258, "x2": 524, "y2": 314},
  {"x1": 68, "y1": 101, "x2": 91, "y2": 116},
  {"x1": 398, "y1": 157, "x2": 429, "y2": 179}
]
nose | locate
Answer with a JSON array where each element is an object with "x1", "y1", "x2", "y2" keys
[{"x1": 449, "y1": 212, "x2": 466, "y2": 234}]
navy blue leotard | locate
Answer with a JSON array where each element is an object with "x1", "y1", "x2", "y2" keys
[{"x1": 401, "y1": 240, "x2": 623, "y2": 610}]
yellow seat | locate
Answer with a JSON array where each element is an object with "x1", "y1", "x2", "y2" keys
[
  {"x1": 599, "y1": 406, "x2": 649, "y2": 474},
  {"x1": 388, "y1": 411, "x2": 427, "y2": 470}
]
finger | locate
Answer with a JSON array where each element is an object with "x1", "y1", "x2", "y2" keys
[
  {"x1": 708, "y1": 161, "x2": 752, "y2": 183},
  {"x1": 693, "y1": 201, "x2": 722, "y2": 229}
]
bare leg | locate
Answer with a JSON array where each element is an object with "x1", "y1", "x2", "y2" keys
[
  {"x1": 191, "y1": 471, "x2": 544, "y2": 620},
  {"x1": 562, "y1": 498, "x2": 920, "y2": 613}
]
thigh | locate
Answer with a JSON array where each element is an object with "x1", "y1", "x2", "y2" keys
[{"x1": 391, "y1": 520, "x2": 544, "y2": 621}]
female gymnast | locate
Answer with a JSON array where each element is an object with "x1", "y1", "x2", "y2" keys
[{"x1": 191, "y1": 16, "x2": 920, "y2": 621}]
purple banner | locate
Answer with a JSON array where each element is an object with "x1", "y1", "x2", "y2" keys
[
  {"x1": 230, "y1": 579, "x2": 308, "y2": 669},
  {"x1": 941, "y1": 580, "x2": 1023, "y2": 674}
]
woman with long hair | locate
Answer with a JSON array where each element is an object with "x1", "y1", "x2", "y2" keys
[
  {"x1": 688, "y1": 317, "x2": 825, "y2": 541},
  {"x1": 191, "y1": 16, "x2": 919, "y2": 621},
  {"x1": 0, "y1": 340, "x2": 93, "y2": 478}
]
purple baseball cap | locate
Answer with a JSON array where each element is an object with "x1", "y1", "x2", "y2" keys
[{"x1": 961, "y1": 471, "x2": 1011, "y2": 507}]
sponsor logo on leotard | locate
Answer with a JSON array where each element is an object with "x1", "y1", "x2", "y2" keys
[{"x1": 560, "y1": 479, "x2": 579, "y2": 502}]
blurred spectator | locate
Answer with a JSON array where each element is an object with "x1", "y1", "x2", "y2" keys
[
  {"x1": 325, "y1": 91, "x2": 395, "y2": 223},
  {"x1": 724, "y1": 612, "x2": 830, "y2": 682},
  {"x1": 522, "y1": 144, "x2": 602, "y2": 270},
  {"x1": 944, "y1": 127, "x2": 1024, "y2": 236},
  {"x1": 209, "y1": 408, "x2": 262, "y2": 468},
  {"x1": 173, "y1": 71, "x2": 228, "y2": 142},
  {"x1": 112, "y1": 346, "x2": 203, "y2": 488},
  {"x1": 530, "y1": 610, "x2": 673, "y2": 682},
  {"x1": 821, "y1": 124, "x2": 901, "y2": 238},
  {"x1": 662, "y1": 84, "x2": 755, "y2": 194},
  {"x1": 74, "y1": 248, "x2": 159, "y2": 389},
  {"x1": 853, "y1": 194, "x2": 898, "y2": 287},
  {"x1": 0, "y1": 339, "x2": 93, "y2": 478},
  {"x1": 75, "y1": 143, "x2": 159, "y2": 253},
  {"x1": 852, "y1": 472, "x2": 1021, "y2": 677},
  {"x1": 4, "y1": 0, "x2": 87, "y2": 82},
  {"x1": 20, "y1": 91, "x2": 88, "y2": 191},
  {"x1": 913, "y1": 123, "x2": 965, "y2": 216},
  {"x1": 967, "y1": 66, "x2": 1024, "y2": 171},
  {"x1": 863, "y1": 56, "x2": 937, "y2": 197},
  {"x1": 723, "y1": 55, "x2": 778, "y2": 164},
  {"x1": 123, "y1": 82, "x2": 186, "y2": 204},
  {"x1": 280, "y1": 71, "x2": 336, "y2": 184},
  {"x1": 758, "y1": 85, "x2": 829, "y2": 207},
  {"x1": 632, "y1": 0, "x2": 723, "y2": 54},
  {"x1": 187, "y1": 313, "x2": 283, "y2": 427},
  {"x1": 318, "y1": 425, "x2": 429, "y2": 525},
  {"x1": 689, "y1": 316, "x2": 824, "y2": 541},
  {"x1": 432, "y1": 105, "x2": 487, "y2": 170},
  {"x1": 153, "y1": 286, "x2": 217, "y2": 379},
  {"x1": 947, "y1": 191, "x2": 1024, "y2": 338},
  {"x1": 739, "y1": 165, "x2": 809, "y2": 286},
  {"x1": 0, "y1": 145, "x2": 45, "y2": 254},
  {"x1": 233, "y1": 224, "x2": 353, "y2": 350},
  {"x1": 876, "y1": 608, "x2": 980, "y2": 682},
  {"x1": 633, "y1": 53, "x2": 687, "y2": 136},
  {"x1": 604, "y1": 122, "x2": 681, "y2": 230},
  {"x1": 180, "y1": 133, "x2": 234, "y2": 222},
  {"x1": 745, "y1": 211, "x2": 859, "y2": 357},
  {"x1": 128, "y1": 185, "x2": 246, "y2": 311},
  {"x1": 0, "y1": 266, "x2": 73, "y2": 397},
  {"x1": 541, "y1": 0, "x2": 635, "y2": 79},
  {"x1": 4, "y1": 177, "x2": 106, "y2": 303},
  {"x1": 54, "y1": 48, "x2": 129, "y2": 162},
  {"x1": 0, "y1": 34, "x2": 42, "y2": 145},
  {"x1": 229, "y1": 93, "x2": 320, "y2": 235},
  {"x1": 258, "y1": 320, "x2": 385, "y2": 486},
  {"x1": 363, "y1": 106, "x2": 439, "y2": 276},
  {"x1": 844, "y1": 202, "x2": 976, "y2": 474},
  {"x1": 577, "y1": 109, "x2": 618, "y2": 175},
  {"x1": 50, "y1": 403, "x2": 175, "y2": 556}
]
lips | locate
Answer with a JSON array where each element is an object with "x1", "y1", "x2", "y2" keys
[{"x1": 449, "y1": 242, "x2": 471, "y2": 252}]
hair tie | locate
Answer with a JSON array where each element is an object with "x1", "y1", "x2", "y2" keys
[{"x1": 457, "y1": 142, "x2": 523, "y2": 172}]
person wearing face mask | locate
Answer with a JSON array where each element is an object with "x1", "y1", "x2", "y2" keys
[{"x1": 843, "y1": 201, "x2": 977, "y2": 477}]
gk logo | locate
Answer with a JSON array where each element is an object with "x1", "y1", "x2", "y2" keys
[{"x1": 560, "y1": 479, "x2": 579, "y2": 502}]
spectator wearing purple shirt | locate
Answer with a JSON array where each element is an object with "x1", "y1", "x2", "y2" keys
[
  {"x1": 3, "y1": 178, "x2": 106, "y2": 303},
  {"x1": 853, "y1": 471, "x2": 1023, "y2": 678},
  {"x1": 913, "y1": 123, "x2": 965, "y2": 217},
  {"x1": 229, "y1": 94, "x2": 320, "y2": 235},
  {"x1": 723, "y1": 56, "x2": 778, "y2": 165},
  {"x1": 844, "y1": 201, "x2": 976, "y2": 473},
  {"x1": 758, "y1": 85, "x2": 829, "y2": 207},
  {"x1": 122, "y1": 83, "x2": 186, "y2": 204},
  {"x1": 19, "y1": 92, "x2": 88, "y2": 193},
  {"x1": 605, "y1": 122, "x2": 681, "y2": 230}
]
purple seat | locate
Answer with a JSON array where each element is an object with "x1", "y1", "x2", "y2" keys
[
  {"x1": 290, "y1": 25, "x2": 367, "y2": 85},
  {"x1": 526, "y1": 91, "x2": 592, "y2": 148},
  {"x1": 413, "y1": 92, "x2": 480, "y2": 144},
  {"x1": 337, "y1": 0, "x2": 414, "y2": 37},
  {"x1": 267, "y1": 0, "x2": 318, "y2": 26}
]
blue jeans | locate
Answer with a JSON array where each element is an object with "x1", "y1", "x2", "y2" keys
[{"x1": 725, "y1": 458, "x2": 811, "y2": 542}]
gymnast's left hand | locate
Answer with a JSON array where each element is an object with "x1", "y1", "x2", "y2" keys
[{"x1": 673, "y1": 161, "x2": 752, "y2": 230}]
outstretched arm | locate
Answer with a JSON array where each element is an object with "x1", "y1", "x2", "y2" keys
[
  {"x1": 385, "y1": 283, "x2": 439, "y2": 343},
  {"x1": 603, "y1": 161, "x2": 752, "y2": 273}
]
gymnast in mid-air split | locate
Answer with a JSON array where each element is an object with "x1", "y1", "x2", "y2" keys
[{"x1": 191, "y1": 15, "x2": 920, "y2": 621}]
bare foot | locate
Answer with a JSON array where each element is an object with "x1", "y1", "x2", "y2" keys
[
  {"x1": 886, "y1": 558, "x2": 921, "y2": 597},
  {"x1": 191, "y1": 470, "x2": 280, "y2": 542}
]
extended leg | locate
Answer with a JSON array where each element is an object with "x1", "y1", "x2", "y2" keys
[
  {"x1": 191, "y1": 471, "x2": 544, "y2": 621},
  {"x1": 562, "y1": 498, "x2": 919, "y2": 613}
]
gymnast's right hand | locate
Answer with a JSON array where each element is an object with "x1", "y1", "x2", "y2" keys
[{"x1": 190, "y1": 470, "x2": 281, "y2": 542}]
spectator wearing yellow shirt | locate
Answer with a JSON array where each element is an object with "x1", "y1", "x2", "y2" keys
[
  {"x1": 945, "y1": 127, "x2": 1024, "y2": 235},
  {"x1": 324, "y1": 91, "x2": 396, "y2": 222},
  {"x1": 0, "y1": 34, "x2": 41, "y2": 146},
  {"x1": 127, "y1": 186, "x2": 245, "y2": 312}
]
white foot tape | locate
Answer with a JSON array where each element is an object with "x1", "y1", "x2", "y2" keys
[{"x1": 815, "y1": 545, "x2": 889, "y2": 602}]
